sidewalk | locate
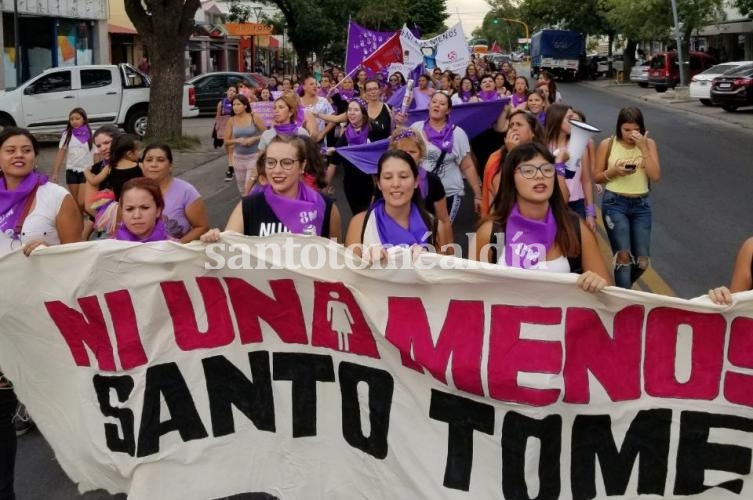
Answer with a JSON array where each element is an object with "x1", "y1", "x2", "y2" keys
[{"x1": 581, "y1": 78, "x2": 753, "y2": 131}]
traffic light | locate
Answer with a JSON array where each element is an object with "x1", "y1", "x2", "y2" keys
[{"x1": 492, "y1": 18, "x2": 499, "y2": 25}]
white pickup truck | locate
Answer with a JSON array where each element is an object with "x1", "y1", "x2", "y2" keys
[{"x1": 0, "y1": 63, "x2": 199, "y2": 136}]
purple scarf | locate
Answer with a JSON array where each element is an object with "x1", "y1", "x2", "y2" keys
[
  {"x1": 71, "y1": 125, "x2": 91, "y2": 144},
  {"x1": 537, "y1": 111, "x2": 547, "y2": 125},
  {"x1": 511, "y1": 93, "x2": 527, "y2": 108},
  {"x1": 373, "y1": 199, "x2": 429, "y2": 246},
  {"x1": 0, "y1": 171, "x2": 48, "y2": 237},
  {"x1": 423, "y1": 120, "x2": 455, "y2": 154},
  {"x1": 115, "y1": 218, "x2": 169, "y2": 242},
  {"x1": 417, "y1": 168, "x2": 429, "y2": 199},
  {"x1": 344, "y1": 124, "x2": 369, "y2": 145},
  {"x1": 263, "y1": 182, "x2": 326, "y2": 235},
  {"x1": 221, "y1": 98, "x2": 233, "y2": 116},
  {"x1": 338, "y1": 89, "x2": 356, "y2": 101},
  {"x1": 274, "y1": 123, "x2": 299, "y2": 135},
  {"x1": 458, "y1": 90, "x2": 473, "y2": 103},
  {"x1": 504, "y1": 204, "x2": 557, "y2": 268},
  {"x1": 477, "y1": 90, "x2": 500, "y2": 102}
]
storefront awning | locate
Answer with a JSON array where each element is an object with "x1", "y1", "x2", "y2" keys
[{"x1": 108, "y1": 23, "x2": 137, "y2": 35}]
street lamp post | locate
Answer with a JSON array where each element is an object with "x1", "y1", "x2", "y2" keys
[
  {"x1": 670, "y1": 0, "x2": 686, "y2": 87},
  {"x1": 13, "y1": 0, "x2": 21, "y2": 86}
]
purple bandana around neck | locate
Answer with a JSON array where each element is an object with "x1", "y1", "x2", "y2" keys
[
  {"x1": 114, "y1": 218, "x2": 169, "y2": 242},
  {"x1": 373, "y1": 198, "x2": 429, "y2": 246},
  {"x1": 263, "y1": 182, "x2": 326, "y2": 235},
  {"x1": 477, "y1": 90, "x2": 499, "y2": 102},
  {"x1": 511, "y1": 93, "x2": 527, "y2": 108},
  {"x1": 417, "y1": 168, "x2": 429, "y2": 199},
  {"x1": 537, "y1": 111, "x2": 547, "y2": 125},
  {"x1": 423, "y1": 120, "x2": 455, "y2": 154},
  {"x1": 274, "y1": 122, "x2": 299, "y2": 135},
  {"x1": 338, "y1": 89, "x2": 356, "y2": 101},
  {"x1": 0, "y1": 171, "x2": 48, "y2": 237},
  {"x1": 71, "y1": 125, "x2": 91, "y2": 144},
  {"x1": 459, "y1": 90, "x2": 473, "y2": 102},
  {"x1": 504, "y1": 204, "x2": 557, "y2": 268},
  {"x1": 344, "y1": 124, "x2": 369, "y2": 145},
  {"x1": 221, "y1": 98, "x2": 233, "y2": 115}
]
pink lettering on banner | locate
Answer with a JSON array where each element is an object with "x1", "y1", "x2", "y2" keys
[
  {"x1": 725, "y1": 317, "x2": 753, "y2": 407},
  {"x1": 224, "y1": 278, "x2": 308, "y2": 345},
  {"x1": 161, "y1": 278, "x2": 235, "y2": 351},
  {"x1": 104, "y1": 290, "x2": 148, "y2": 370},
  {"x1": 251, "y1": 102, "x2": 275, "y2": 128},
  {"x1": 312, "y1": 282, "x2": 379, "y2": 358},
  {"x1": 385, "y1": 298, "x2": 484, "y2": 396},
  {"x1": 563, "y1": 305, "x2": 644, "y2": 404},
  {"x1": 488, "y1": 305, "x2": 563, "y2": 406},
  {"x1": 45, "y1": 296, "x2": 117, "y2": 371},
  {"x1": 644, "y1": 307, "x2": 726, "y2": 400}
]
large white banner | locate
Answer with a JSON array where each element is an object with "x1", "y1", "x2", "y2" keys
[
  {"x1": 1, "y1": 235, "x2": 752, "y2": 499},
  {"x1": 401, "y1": 23, "x2": 471, "y2": 74}
]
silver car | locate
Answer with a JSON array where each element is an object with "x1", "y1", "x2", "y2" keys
[
  {"x1": 689, "y1": 61, "x2": 753, "y2": 105},
  {"x1": 630, "y1": 62, "x2": 649, "y2": 87}
]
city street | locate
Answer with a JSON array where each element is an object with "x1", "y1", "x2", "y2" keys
[{"x1": 13, "y1": 78, "x2": 753, "y2": 498}]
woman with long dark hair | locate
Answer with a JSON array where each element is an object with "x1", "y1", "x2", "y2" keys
[{"x1": 474, "y1": 142, "x2": 609, "y2": 291}]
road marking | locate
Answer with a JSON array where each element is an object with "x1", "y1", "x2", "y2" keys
[{"x1": 593, "y1": 206, "x2": 675, "y2": 297}]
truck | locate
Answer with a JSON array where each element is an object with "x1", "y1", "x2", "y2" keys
[
  {"x1": 530, "y1": 30, "x2": 585, "y2": 81},
  {"x1": 0, "y1": 63, "x2": 199, "y2": 137}
]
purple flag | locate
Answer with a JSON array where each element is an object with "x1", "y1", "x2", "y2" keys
[
  {"x1": 346, "y1": 21, "x2": 397, "y2": 74},
  {"x1": 406, "y1": 99, "x2": 510, "y2": 138},
  {"x1": 335, "y1": 139, "x2": 391, "y2": 174}
]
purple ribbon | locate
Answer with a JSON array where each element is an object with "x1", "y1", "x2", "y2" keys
[{"x1": 263, "y1": 182, "x2": 326, "y2": 235}]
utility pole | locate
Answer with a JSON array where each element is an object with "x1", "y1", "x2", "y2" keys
[{"x1": 670, "y1": 0, "x2": 685, "y2": 87}]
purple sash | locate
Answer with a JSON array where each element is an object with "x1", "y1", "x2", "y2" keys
[
  {"x1": 0, "y1": 172, "x2": 48, "y2": 238},
  {"x1": 423, "y1": 120, "x2": 455, "y2": 154},
  {"x1": 373, "y1": 199, "x2": 429, "y2": 246},
  {"x1": 504, "y1": 204, "x2": 557, "y2": 268},
  {"x1": 263, "y1": 182, "x2": 326, "y2": 235},
  {"x1": 114, "y1": 218, "x2": 170, "y2": 242}
]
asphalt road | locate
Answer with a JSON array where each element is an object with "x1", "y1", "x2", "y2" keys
[{"x1": 13, "y1": 80, "x2": 753, "y2": 498}]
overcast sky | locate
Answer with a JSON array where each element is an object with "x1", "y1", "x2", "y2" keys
[{"x1": 445, "y1": 0, "x2": 491, "y2": 37}]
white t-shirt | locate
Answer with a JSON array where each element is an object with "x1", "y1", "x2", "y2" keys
[
  {"x1": 58, "y1": 133, "x2": 94, "y2": 173},
  {"x1": 302, "y1": 96, "x2": 334, "y2": 133},
  {"x1": 410, "y1": 121, "x2": 471, "y2": 198},
  {"x1": 0, "y1": 183, "x2": 70, "y2": 255}
]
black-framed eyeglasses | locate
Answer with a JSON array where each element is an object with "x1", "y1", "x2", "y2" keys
[
  {"x1": 265, "y1": 157, "x2": 300, "y2": 170},
  {"x1": 516, "y1": 163, "x2": 556, "y2": 178}
]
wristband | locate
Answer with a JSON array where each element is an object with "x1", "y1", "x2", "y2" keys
[
  {"x1": 555, "y1": 162, "x2": 566, "y2": 177},
  {"x1": 586, "y1": 204, "x2": 596, "y2": 218},
  {"x1": 603, "y1": 170, "x2": 612, "y2": 182}
]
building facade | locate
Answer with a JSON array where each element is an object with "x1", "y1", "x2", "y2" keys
[{"x1": 696, "y1": 3, "x2": 753, "y2": 61}]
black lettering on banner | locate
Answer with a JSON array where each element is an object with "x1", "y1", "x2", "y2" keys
[
  {"x1": 272, "y1": 353, "x2": 335, "y2": 437},
  {"x1": 203, "y1": 352, "x2": 276, "y2": 437},
  {"x1": 93, "y1": 374, "x2": 136, "y2": 456},
  {"x1": 571, "y1": 410, "x2": 671, "y2": 499},
  {"x1": 502, "y1": 412, "x2": 561, "y2": 500},
  {"x1": 339, "y1": 362, "x2": 394, "y2": 459},
  {"x1": 136, "y1": 362, "x2": 209, "y2": 457},
  {"x1": 674, "y1": 411, "x2": 753, "y2": 495},
  {"x1": 429, "y1": 389, "x2": 494, "y2": 491}
]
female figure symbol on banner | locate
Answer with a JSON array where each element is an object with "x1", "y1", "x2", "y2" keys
[{"x1": 326, "y1": 291, "x2": 355, "y2": 351}]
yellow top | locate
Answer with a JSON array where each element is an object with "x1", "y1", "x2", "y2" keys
[{"x1": 605, "y1": 138, "x2": 649, "y2": 195}]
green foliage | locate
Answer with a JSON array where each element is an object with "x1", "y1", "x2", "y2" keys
[
  {"x1": 474, "y1": 1, "x2": 525, "y2": 49},
  {"x1": 227, "y1": 0, "x2": 252, "y2": 23},
  {"x1": 735, "y1": 0, "x2": 753, "y2": 18},
  {"x1": 520, "y1": 0, "x2": 612, "y2": 35},
  {"x1": 407, "y1": 0, "x2": 449, "y2": 36}
]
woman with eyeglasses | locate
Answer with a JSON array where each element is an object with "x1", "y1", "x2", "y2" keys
[
  {"x1": 473, "y1": 142, "x2": 610, "y2": 292},
  {"x1": 201, "y1": 135, "x2": 341, "y2": 241},
  {"x1": 409, "y1": 92, "x2": 481, "y2": 221}
]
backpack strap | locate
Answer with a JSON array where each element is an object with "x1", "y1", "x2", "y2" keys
[
  {"x1": 13, "y1": 183, "x2": 41, "y2": 238},
  {"x1": 567, "y1": 212, "x2": 583, "y2": 274},
  {"x1": 359, "y1": 206, "x2": 374, "y2": 244}
]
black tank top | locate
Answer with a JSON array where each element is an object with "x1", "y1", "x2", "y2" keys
[{"x1": 241, "y1": 191, "x2": 334, "y2": 237}]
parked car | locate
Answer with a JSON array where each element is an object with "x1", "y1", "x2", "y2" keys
[
  {"x1": 629, "y1": 61, "x2": 650, "y2": 87},
  {"x1": 710, "y1": 63, "x2": 753, "y2": 112},
  {"x1": 597, "y1": 54, "x2": 624, "y2": 77},
  {"x1": 188, "y1": 72, "x2": 264, "y2": 114},
  {"x1": 689, "y1": 61, "x2": 753, "y2": 105},
  {"x1": 648, "y1": 51, "x2": 716, "y2": 92},
  {"x1": 0, "y1": 64, "x2": 198, "y2": 137}
]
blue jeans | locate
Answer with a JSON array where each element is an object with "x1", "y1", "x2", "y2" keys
[{"x1": 601, "y1": 191, "x2": 652, "y2": 289}]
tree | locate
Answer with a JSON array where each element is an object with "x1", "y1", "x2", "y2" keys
[
  {"x1": 472, "y1": 1, "x2": 524, "y2": 51},
  {"x1": 407, "y1": 0, "x2": 449, "y2": 37},
  {"x1": 735, "y1": 0, "x2": 753, "y2": 17},
  {"x1": 227, "y1": 0, "x2": 252, "y2": 23},
  {"x1": 125, "y1": 0, "x2": 200, "y2": 140}
]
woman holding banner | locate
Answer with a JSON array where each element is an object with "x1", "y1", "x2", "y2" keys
[
  {"x1": 409, "y1": 92, "x2": 481, "y2": 222},
  {"x1": 345, "y1": 150, "x2": 448, "y2": 257},
  {"x1": 708, "y1": 238, "x2": 753, "y2": 305},
  {"x1": 0, "y1": 127, "x2": 82, "y2": 500},
  {"x1": 473, "y1": 142, "x2": 609, "y2": 292},
  {"x1": 201, "y1": 135, "x2": 340, "y2": 241},
  {"x1": 451, "y1": 77, "x2": 480, "y2": 105}
]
